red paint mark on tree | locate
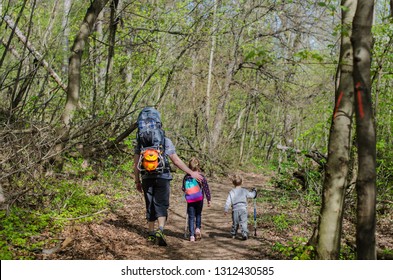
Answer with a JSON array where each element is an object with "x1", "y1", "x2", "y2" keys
[
  {"x1": 333, "y1": 91, "x2": 344, "y2": 119},
  {"x1": 355, "y1": 82, "x2": 365, "y2": 119}
]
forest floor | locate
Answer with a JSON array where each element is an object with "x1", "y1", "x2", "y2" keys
[{"x1": 42, "y1": 171, "x2": 392, "y2": 260}]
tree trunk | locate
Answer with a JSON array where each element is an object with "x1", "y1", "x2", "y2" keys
[
  {"x1": 240, "y1": 96, "x2": 252, "y2": 163},
  {"x1": 0, "y1": 1, "x2": 27, "y2": 70},
  {"x1": 62, "y1": 0, "x2": 71, "y2": 74},
  {"x1": 316, "y1": 0, "x2": 357, "y2": 260},
  {"x1": 42, "y1": 0, "x2": 60, "y2": 48},
  {"x1": 210, "y1": 56, "x2": 237, "y2": 151},
  {"x1": 92, "y1": 10, "x2": 104, "y2": 117},
  {"x1": 204, "y1": 0, "x2": 218, "y2": 152},
  {"x1": 104, "y1": 0, "x2": 119, "y2": 98},
  {"x1": 9, "y1": 1, "x2": 35, "y2": 116},
  {"x1": 54, "y1": 0, "x2": 110, "y2": 169},
  {"x1": 351, "y1": 0, "x2": 377, "y2": 260},
  {"x1": 61, "y1": 0, "x2": 110, "y2": 127},
  {"x1": 391, "y1": 0, "x2": 393, "y2": 18}
]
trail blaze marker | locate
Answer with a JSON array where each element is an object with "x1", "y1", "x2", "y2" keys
[
  {"x1": 333, "y1": 91, "x2": 344, "y2": 119},
  {"x1": 355, "y1": 82, "x2": 365, "y2": 119}
]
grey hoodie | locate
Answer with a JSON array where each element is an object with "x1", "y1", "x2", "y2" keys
[{"x1": 224, "y1": 187, "x2": 256, "y2": 212}]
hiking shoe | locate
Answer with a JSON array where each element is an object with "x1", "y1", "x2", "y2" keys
[
  {"x1": 231, "y1": 235, "x2": 236, "y2": 239},
  {"x1": 147, "y1": 235, "x2": 156, "y2": 243},
  {"x1": 242, "y1": 233, "x2": 248, "y2": 240},
  {"x1": 195, "y1": 228, "x2": 202, "y2": 240},
  {"x1": 155, "y1": 229, "x2": 167, "y2": 246},
  {"x1": 190, "y1": 236, "x2": 195, "y2": 242}
]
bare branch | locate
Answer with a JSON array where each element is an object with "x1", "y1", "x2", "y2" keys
[{"x1": 2, "y1": 15, "x2": 67, "y2": 92}]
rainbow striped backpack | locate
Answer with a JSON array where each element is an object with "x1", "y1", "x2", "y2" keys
[{"x1": 183, "y1": 177, "x2": 203, "y2": 203}]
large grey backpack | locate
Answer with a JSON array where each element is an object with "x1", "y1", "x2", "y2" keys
[{"x1": 136, "y1": 107, "x2": 167, "y2": 173}]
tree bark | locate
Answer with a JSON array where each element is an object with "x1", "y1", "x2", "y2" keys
[
  {"x1": 351, "y1": 0, "x2": 377, "y2": 260},
  {"x1": 104, "y1": 0, "x2": 119, "y2": 98},
  {"x1": 316, "y1": 0, "x2": 357, "y2": 260},
  {"x1": 61, "y1": 0, "x2": 110, "y2": 127},
  {"x1": 204, "y1": 0, "x2": 218, "y2": 152},
  {"x1": 54, "y1": 0, "x2": 110, "y2": 169},
  {"x1": 62, "y1": 0, "x2": 71, "y2": 74},
  {"x1": 42, "y1": 0, "x2": 60, "y2": 48},
  {"x1": 210, "y1": 56, "x2": 237, "y2": 151}
]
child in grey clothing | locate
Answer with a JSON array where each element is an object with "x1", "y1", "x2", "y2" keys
[{"x1": 224, "y1": 174, "x2": 257, "y2": 240}]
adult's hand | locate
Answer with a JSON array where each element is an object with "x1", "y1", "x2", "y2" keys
[{"x1": 191, "y1": 171, "x2": 203, "y2": 182}]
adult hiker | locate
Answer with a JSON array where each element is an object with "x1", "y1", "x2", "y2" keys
[{"x1": 133, "y1": 107, "x2": 203, "y2": 246}]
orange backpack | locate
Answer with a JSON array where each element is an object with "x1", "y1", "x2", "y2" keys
[{"x1": 141, "y1": 148, "x2": 160, "y2": 172}]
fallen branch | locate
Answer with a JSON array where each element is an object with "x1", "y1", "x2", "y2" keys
[
  {"x1": 276, "y1": 144, "x2": 301, "y2": 153},
  {"x1": 304, "y1": 150, "x2": 327, "y2": 168},
  {"x1": 276, "y1": 144, "x2": 327, "y2": 167},
  {"x1": 53, "y1": 209, "x2": 109, "y2": 221}
]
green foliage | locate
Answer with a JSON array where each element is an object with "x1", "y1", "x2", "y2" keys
[
  {"x1": 339, "y1": 244, "x2": 356, "y2": 260},
  {"x1": 63, "y1": 156, "x2": 92, "y2": 178},
  {"x1": 271, "y1": 161, "x2": 303, "y2": 191},
  {"x1": 294, "y1": 49, "x2": 325, "y2": 63},
  {"x1": 0, "y1": 155, "x2": 132, "y2": 259},
  {"x1": 243, "y1": 45, "x2": 274, "y2": 66},
  {"x1": 376, "y1": 138, "x2": 393, "y2": 204},
  {"x1": 271, "y1": 150, "x2": 323, "y2": 205},
  {"x1": 297, "y1": 121, "x2": 330, "y2": 154},
  {"x1": 0, "y1": 240, "x2": 13, "y2": 260},
  {"x1": 52, "y1": 182, "x2": 108, "y2": 219},
  {"x1": 0, "y1": 181, "x2": 110, "y2": 259},
  {"x1": 0, "y1": 207, "x2": 52, "y2": 259},
  {"x1": 273, "y1": 237, "x2": 315, "y2": 260},
  {"x1": 272, "y1": 213, "x2": 290, "y2": 231},
  {"x1": 372, "y1": 19, "x2": 393, "y2": 207}
]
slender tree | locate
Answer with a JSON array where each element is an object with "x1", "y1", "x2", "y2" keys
[
  {"x1": 54, "y1": 0, "x2": 110, "y2": 169},
  {"x1": 61, "y1": 0, "x2": 109, "y2": 127},
  {"x1": 62, "y1": 0, "x2": 71, "y2": 74},
  {"x1": 104, "y1": 0, "x2": 119, "y2": 98},
  {"x1": 351, "y1": 0, "x2": 377, "y2": 260},
  {"x1": 316, "y1": 0, "x2": 357, "y2": 260},
  {"x1": 204, "y1": 0, "x2": 218, "y2": 152}
]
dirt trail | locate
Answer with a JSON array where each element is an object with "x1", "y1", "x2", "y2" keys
[
  {"x1": 162, "y1": 175, "x2": 269, "y2": 260},
  {"x1": 48, "y1": 172, "x2": 275, "y2": 260},
  {"x1": 43, "y1": 170, "x2": 393, "y2": 260}
]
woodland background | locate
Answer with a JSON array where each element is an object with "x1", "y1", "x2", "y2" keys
[{"x1": 0, "y1": 0, "x2": 392, "y2": 260}]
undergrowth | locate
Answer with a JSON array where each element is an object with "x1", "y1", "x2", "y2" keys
[
  {"x1": 273, "y1": 237, "x2": 315, "y2": 260},
  {"x1": 0, "y1": 155, "x2": 134, "y2": 260}
]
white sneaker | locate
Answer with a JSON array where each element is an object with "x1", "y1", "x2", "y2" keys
[
  {"x1": 190, "y1": 236, "x2": 195, "y2": 242},
  {"x1": 195, "y1": 228, "x2": 202, "y2": 240}
]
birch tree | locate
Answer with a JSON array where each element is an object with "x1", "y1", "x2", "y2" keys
[
  {"x1": 204, "y1": 0, "x2": 218, "y2": 152},
  {"x1": 62, "y1": 0, "x2": 71, "y2": 74}
]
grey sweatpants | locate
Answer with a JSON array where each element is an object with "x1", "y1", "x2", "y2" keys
[{"x1": 231, "y1": 208, "x2": 248, "y2": 236}]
